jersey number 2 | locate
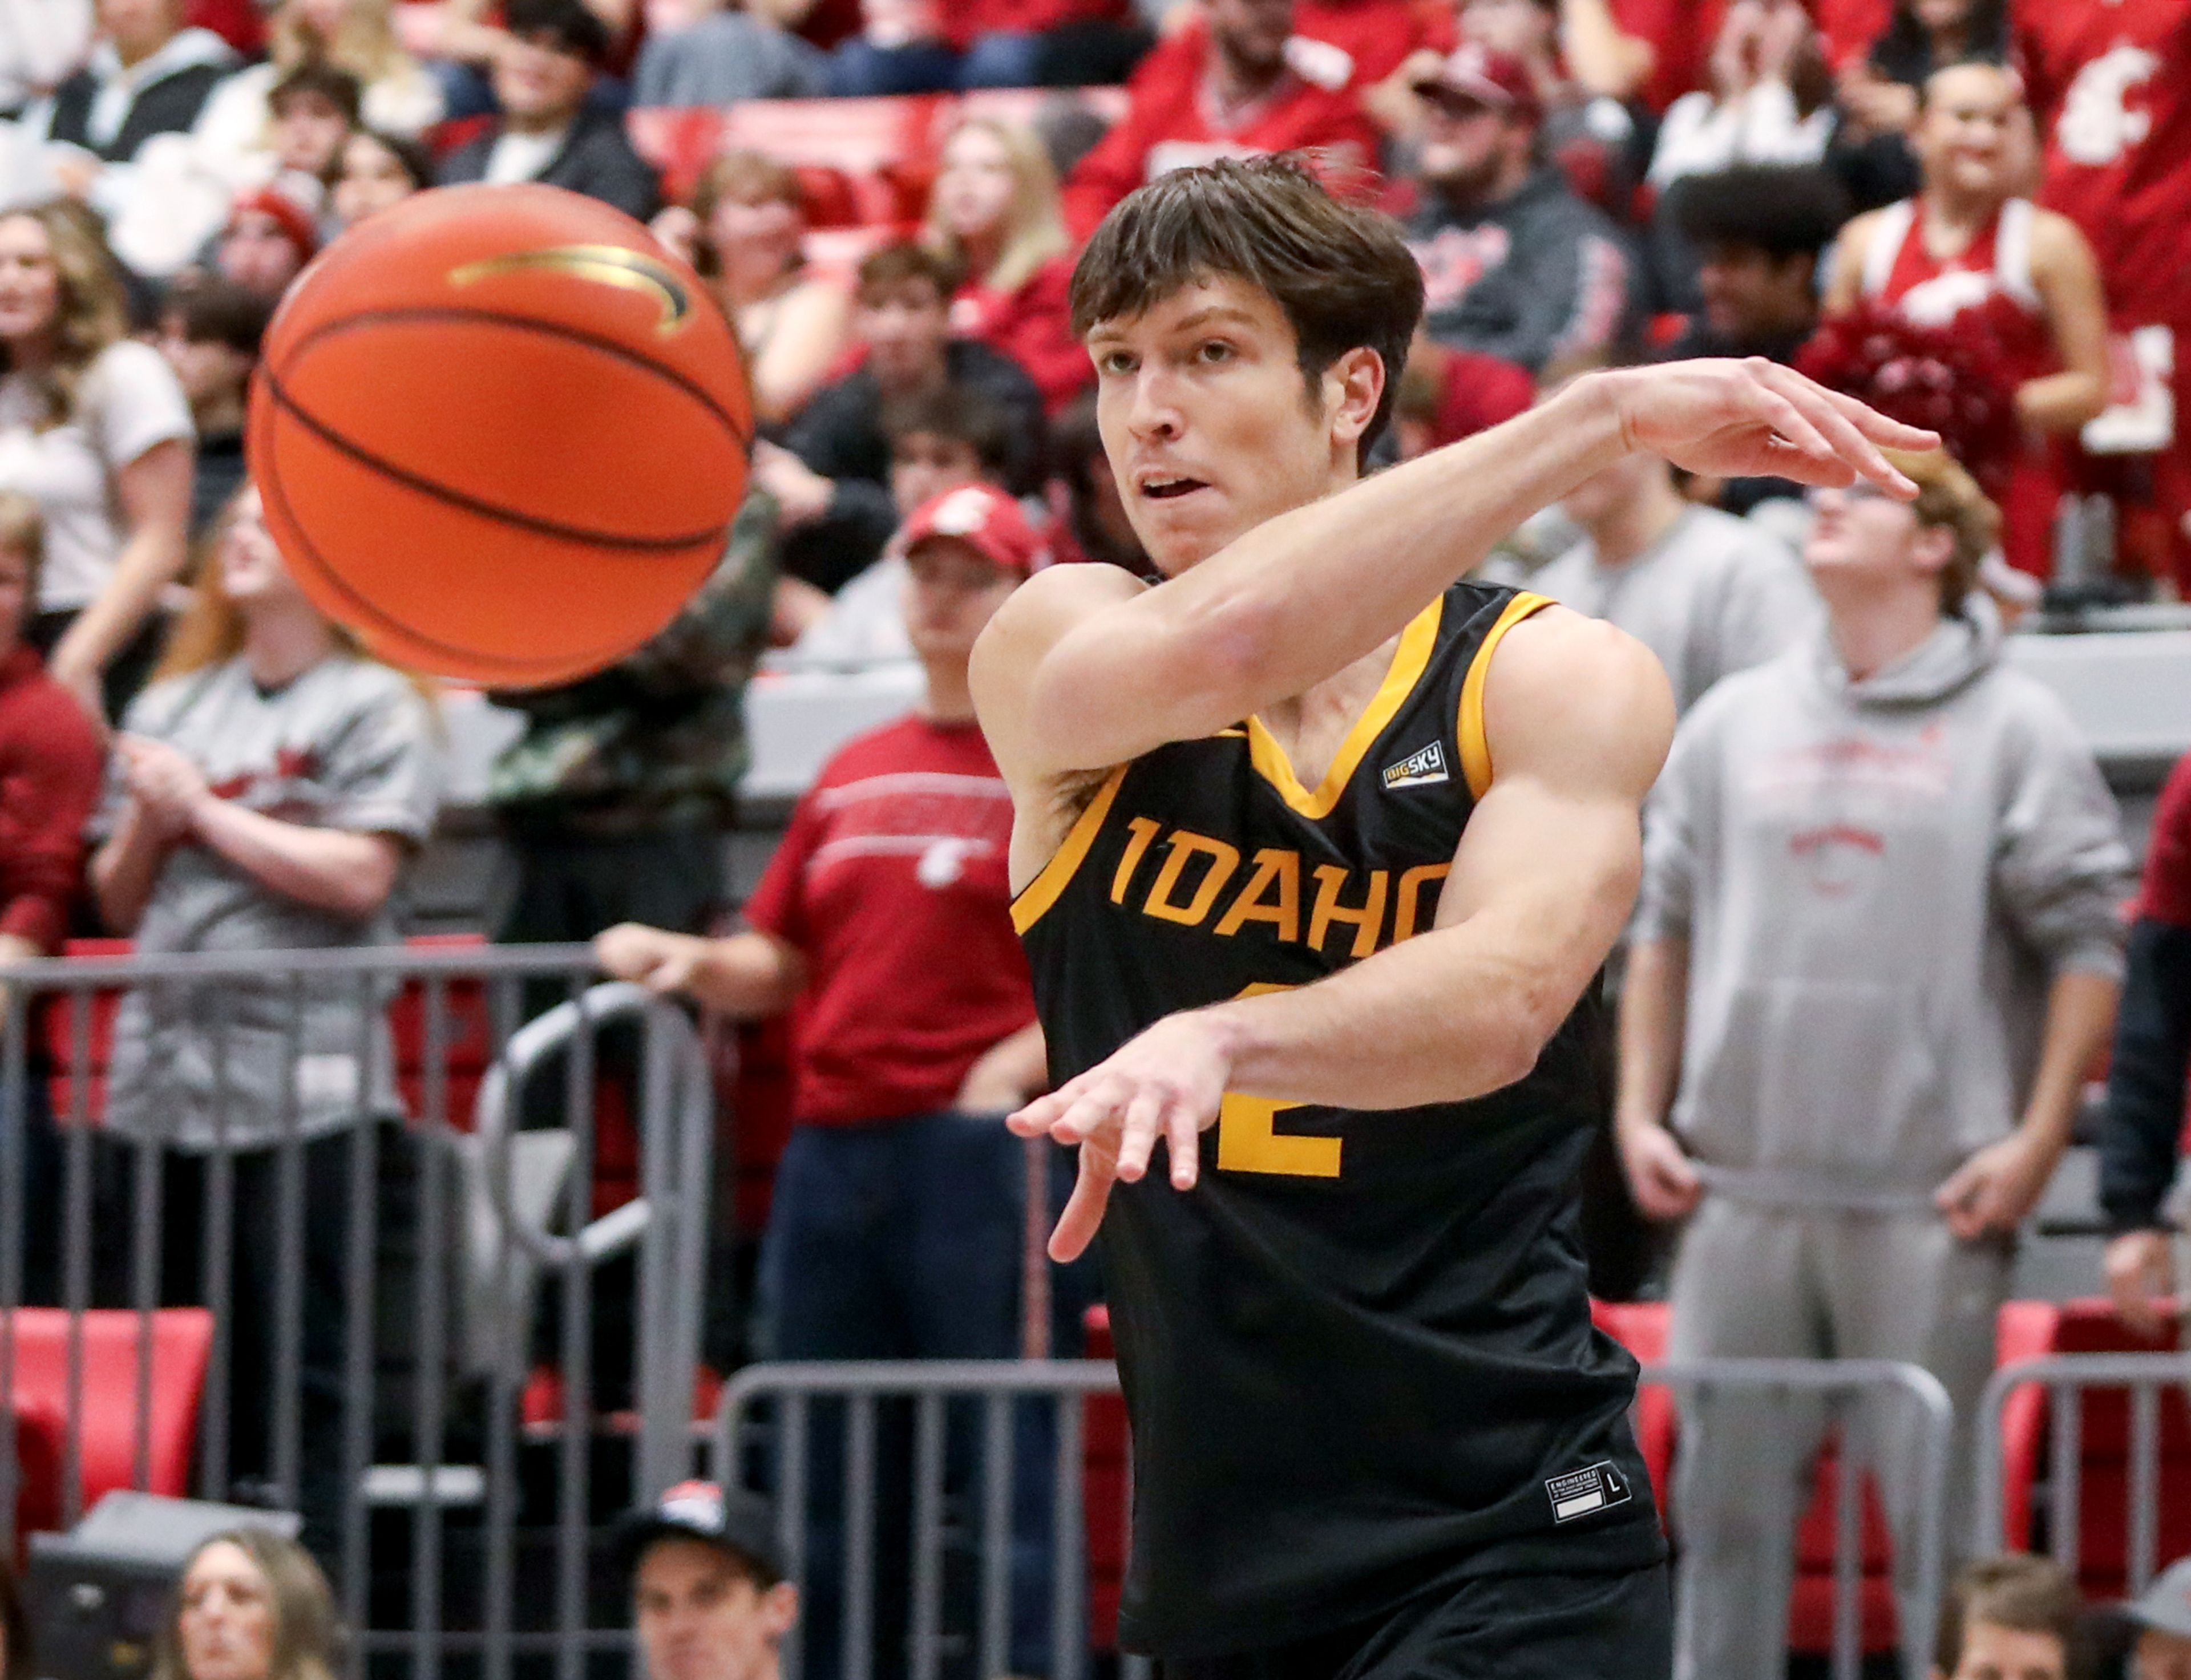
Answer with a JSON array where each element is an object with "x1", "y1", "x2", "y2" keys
[{"x1": 1215, "y1": 985, "x2": 1341, "y2": 1179}]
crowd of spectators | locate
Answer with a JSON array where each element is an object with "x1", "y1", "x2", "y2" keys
[{"x1": 0, "y1": 0, "x2": 2184, "y2": 1667}]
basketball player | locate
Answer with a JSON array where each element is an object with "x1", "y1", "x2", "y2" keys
[
  {"x1": 971, "y1": 156, "x2": 1934, "y2": 1678},
  {"x1": 1823, "y1": 60, "x2": 2109, "y2": 576}
]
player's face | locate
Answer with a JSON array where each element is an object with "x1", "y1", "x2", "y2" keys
[
  {"x1": 903, "y1": 537, "x2": 1019, "y2": 665},
  {"x1": 634, "y1": 1542, "x2": 794, "y2": 1680},
  {"x1": 933, "y1": 126, "x2": 1016, "y2": 246},
  {"x1": 1941, "y1": 1620, "x2": 2068, "y2": 1680},
  {"x1": 2137, "y1": 1630, "x2": 2191, "y2": 1680},
  {"x1": 176, "y1": 1543, "x2": 277, "y2": 1680},
  {"x1": 1917, "y1": 65, "x2": 2019, "y2": 197},
  {"x1": 0, "y1": 218, "x2": 59, "y2": 345},
  {"x1": 1087, "y1": 274, "x2": 1353, "y2": 577},
  {"x1": 333, "y1": 133, "x2": 418, "y2": 227}
]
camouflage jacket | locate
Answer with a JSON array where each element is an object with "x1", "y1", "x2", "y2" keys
[{"x1": 487, "y1": 488, "x2": 779, "y2": 837}]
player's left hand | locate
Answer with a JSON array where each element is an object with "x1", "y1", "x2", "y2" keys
[
  {"x1": 1006, "y1": 1010, "x2": 1236, "y2": 1262},
  {"x1": 1934, "y1": 1128, "x2": 2060, "y2": 1241}
]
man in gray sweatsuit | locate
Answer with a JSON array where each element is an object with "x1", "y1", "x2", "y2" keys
[{"x1": 1616, "y1": 449, "x2": 2131, "y2": 1680}]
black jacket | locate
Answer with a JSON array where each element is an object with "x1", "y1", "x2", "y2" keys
[
  {"x1": 779, "y1": 339, "x2": 1046, "y2": 593},
  {"x1": 439, "y1": 107, "x2": 661, "y2": 224},
  {"x1": 2101, "y1": 916, "x2": 2191, "y2": 1233},
  {"x1": 45, "y1": 33, "x2": 231, "y2": 162}
]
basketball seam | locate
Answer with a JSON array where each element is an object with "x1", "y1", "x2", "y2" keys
[
  {"x1": 260, "y1": 363, "x2": 738, "y2": 553},
  {"x1": 273, "y1": 304, "x2": 756, "y2": 450},
  {"x1": 254, "y1": 399, "x2": 700, "y2": 678}
]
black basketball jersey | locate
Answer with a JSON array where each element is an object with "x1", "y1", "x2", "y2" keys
[{"x1": 1015, "y1": 582, "x2": 1666, "y2": 1658}]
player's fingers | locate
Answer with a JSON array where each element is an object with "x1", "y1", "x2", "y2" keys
[
  {"x1": 1759, "y1": 364, "x2": 1936, "y2": 487},
  {"x1": 1054, "y1": 1080, "x2": 1127, "y2": 1145},
  {"x1": 1744, "y1": 383, "x2": 1844, "y2": 476},
  {"x1": 1114, "y1": 1086, "x2": 1168, "y2": 1184},
  {"x1": 1006, "y1": 1085, "x2": 1076, "y2": 1137},
  {"x1": 1163, "y1": 1094, "x2": 1201, "y2": 1191},
  {"x1": 1049, "y1": 1153, "x2": 1115, "y2": 1262}
]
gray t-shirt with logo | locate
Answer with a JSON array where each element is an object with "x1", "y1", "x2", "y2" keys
[{"x1": 96, "y1": 654, "x2": 442, "y2": 1150}]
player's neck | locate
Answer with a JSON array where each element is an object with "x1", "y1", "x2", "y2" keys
[
  {"x1": 1820, "y1": 582, "x2": 1942, "y2": 681},
  {"x1": 1582, "y1": 476, "x2": 1687, "y2": 568},
  {"x1": 918, "y1": 655, "x2": 978, "y2": 725},
  {"x1": 242, "y1": 604, "x2": 341, "y2": 690}
]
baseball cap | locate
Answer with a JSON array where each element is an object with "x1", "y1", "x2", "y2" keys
[
  {"x1": 898, "y1": 483, "x2": 1048, "y2": 577},
  {"x1": 616, "y1": 1480, "x2": 784, "y2": 1585},
  {"x1": 2129, "y1": 1556, "x2": 2191, "y2": 1638},
  {"x1": 227, "y1": 187, "x2": 320, "y2": 262},
  {"x1": 1413, "y1": 44, "x2": 1541, "y2": 122}
]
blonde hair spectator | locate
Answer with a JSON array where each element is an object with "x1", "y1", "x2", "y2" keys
[
  {"x1": 924, "y1": 118, "x2": 1070, "y2": 298},
  {"x1": 152, "y1": 1531, "x2": 341, "y2": 1680}
]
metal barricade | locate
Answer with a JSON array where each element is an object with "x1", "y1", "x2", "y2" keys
[
  {"x1": 714, "y1": 1361, "x2": 1122, "y2": 1680},
  {"x1": 1974, "y1": 1350, "x2": 2191, "y2": 1597},
  {"x1": 1642, "y1": 1358, "x2": 1954, "y2": 1680},
  {"x1": 0, "y1": 942, "x2": 718, "y2": 1680}
]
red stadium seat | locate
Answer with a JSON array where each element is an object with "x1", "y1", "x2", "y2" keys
[
  {"x1": 1992, "y1": 1299, "x2": 2191, "y2": 1601},
  {"x1": 388, "y1": 932, "x2": 495, "y2": 1129},
  {"x1": 1591, "y1": 1300, "x2": 1899, "y2": 1657},
  {"x1": 39, "y1": 939, "x2": 131, "y2": 1124},
  {"x1": 1, "y1": 1307, "x2": 215, "y2": 1538}
]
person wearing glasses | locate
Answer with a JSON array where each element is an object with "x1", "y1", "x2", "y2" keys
[{"x1": 1614, "y1": 448, "x2": 2131, "y2": 1680}]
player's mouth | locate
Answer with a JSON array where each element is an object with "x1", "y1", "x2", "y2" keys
[{"x1": 1138, "y1": 474, "x2": 1210, "y2": 502}]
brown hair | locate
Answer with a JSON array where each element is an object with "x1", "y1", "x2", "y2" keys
[
  {"x1": 1068, "y1": 155, "x2": 1425, "y2": 462},
  {"x1": 0, "y1": 489, "x2": 46, "y2": 604},
  {"x1": 856, "y1": 240, "x2": 961, "y2": 302},
  {"x1": 1934, "y1": 1554, "x2": 2081, "y2": 1674},
  {"x1": 1881, "y1": 446, "x2": 2000, "y2": 612},
  {"x1": 151, "y1": 1530, "x2": 341, "y2": 1680},
  {"x1": 690, "y1": 151, "x2": 804, "y2": 281},
  {"x1": 0, "y1": 201, "x2": 130, "y2": 433}
]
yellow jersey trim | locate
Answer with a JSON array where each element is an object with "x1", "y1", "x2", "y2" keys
[
  {"x1": 1244, "y1": 596, "x2": 1445, "y2": 821},
  {"x1": 1010, "y1": 766, "x2": 1126, "y2": 935},
  {"x1": 1458, "y1": 592, "x2": 1553, "y2": 799}
]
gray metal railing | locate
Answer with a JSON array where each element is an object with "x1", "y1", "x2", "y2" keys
[
  {"x1": 715, "y1": 1360, "x2": 1124, "y2": 1680},
  {"x1": 0, "y1": 942, "x2": 717, "y2": 1680},
  {"x1": 1643, "y1": 1357, "x2": 1954, "y2": 1680},
  {"x1": 1974, "y1": 1350, "x2": 2191, "y2": 1597}
]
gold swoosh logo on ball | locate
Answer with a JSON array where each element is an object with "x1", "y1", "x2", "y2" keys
[{"x1": 448, "y1": 245, "x2": 692, "y2": 333}]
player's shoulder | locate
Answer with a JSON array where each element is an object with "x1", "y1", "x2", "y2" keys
[
  {"x1": 972, "y1": 562, "x2": 1148, "y2": 695},
  {"x1": 1481, "y1": 604, "x2": 1675, "y2": 791}
]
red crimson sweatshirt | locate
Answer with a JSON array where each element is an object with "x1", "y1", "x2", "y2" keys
[
  {"x1": 1062, "y1": 22, "x2": 1380, "y2": 238},
  {"x1": 0, "y1": 644, "x2": 102, "y2": 952},
  {"x1": 951, "y1": 254, "x2": 1091, "y2": 416}
]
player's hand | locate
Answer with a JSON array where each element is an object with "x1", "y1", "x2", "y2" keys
[
  {"x1": 1934, "y1": 1129, "x2": 2060, "y2": 1241},
  {"x1": 593, "y1": 923, "x2": 709, "y2": 996},
  {"x1": 2105, "y1": 1228, "x2": 2178, "y2": 1339},
  {"x1": 1006, "y1": 1009, "x2": 1236, "y2": 1262},
  {"x1": 1596, "y1": 359, "x2": 1938, "y2": 492},
  {"x1": 1618, "y1": 1118, "x2": 1702, "y2": 1222}
]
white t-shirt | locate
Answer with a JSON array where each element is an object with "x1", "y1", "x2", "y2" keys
[
  {"x1": 0, "y1": 338, "x2": 193, "y2": 613},
  {"x1": 483, "y1": 126, "x2": 565, "y2": 185}
]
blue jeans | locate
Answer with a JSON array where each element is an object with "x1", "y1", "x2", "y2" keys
[
  {"x1": 761, "y1": 1112, "x2": 1059, "y2": 1677},
  {"x1": 957, "y1": 30, "x2": 1044, "y2": 87},
  {"x1": 826, "y1": 38, "x2": 962, "y2": 96}
]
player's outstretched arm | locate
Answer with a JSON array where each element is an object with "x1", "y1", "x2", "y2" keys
[
  {"x1": 1011, "y1": 608, "x2": 1676, "y2": 1260},
  {"x1": 974, "y1": 361, "x2": 1933, "y2": 781}
]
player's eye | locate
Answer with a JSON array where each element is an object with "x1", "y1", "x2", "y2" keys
[
  {"x1": 1096, "y1": 350, "x2": 1136, "y2": 376},
  {"x1": 1196, "y1": 340, "x2": 1235, "y2": 365}
]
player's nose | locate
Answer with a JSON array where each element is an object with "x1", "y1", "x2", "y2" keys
[{"x1": 1123, "y1": 365, "x2": 1185, "y2": 442}]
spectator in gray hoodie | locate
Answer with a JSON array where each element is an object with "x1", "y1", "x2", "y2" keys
[{"x1": 1615, "y1": 446, "x2": 2130, "y2": 1680}]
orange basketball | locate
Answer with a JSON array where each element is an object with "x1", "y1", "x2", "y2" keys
[{"x1": 248, "y1": 183, "x2": 751, "y2": 687}]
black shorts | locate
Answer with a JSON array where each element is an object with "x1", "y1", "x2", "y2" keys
[{"x1": 1157, "y1": 1563, "x2": 1673, "y2": 1680}]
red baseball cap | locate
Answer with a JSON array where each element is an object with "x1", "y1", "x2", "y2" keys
[
  {"x1": 898, "y1": 484, "x2": 1047, "y2": 577},
  {"x1": 1413, "y1": 44, "x2": 1541, "y2": 122},
  {"x1": 227, "y1": 186, "x2": 321, "y2": 261}
]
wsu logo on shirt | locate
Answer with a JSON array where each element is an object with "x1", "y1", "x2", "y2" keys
[
  {"x1": 1411, "y1": 224, "x2": 1514, "y2": 314},
  {"x1": 2059, "y1": 43, "x2": 2160, "y2": 165}
]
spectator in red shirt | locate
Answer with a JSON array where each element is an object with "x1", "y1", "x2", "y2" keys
[
  {"x1": 1060, "y1": 0, "x2": 1379, "y2": 239},
  {"x1": 925, "y1": 117, "x2": 1088, "y2": 417},
  {"x1": 596, "y1": 481, "x2": 1050, "y2": 1677}
]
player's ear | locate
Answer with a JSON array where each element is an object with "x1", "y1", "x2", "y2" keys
[{"x1": 1323, "y1": 345, "x2": 1384, "y2": 449}]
